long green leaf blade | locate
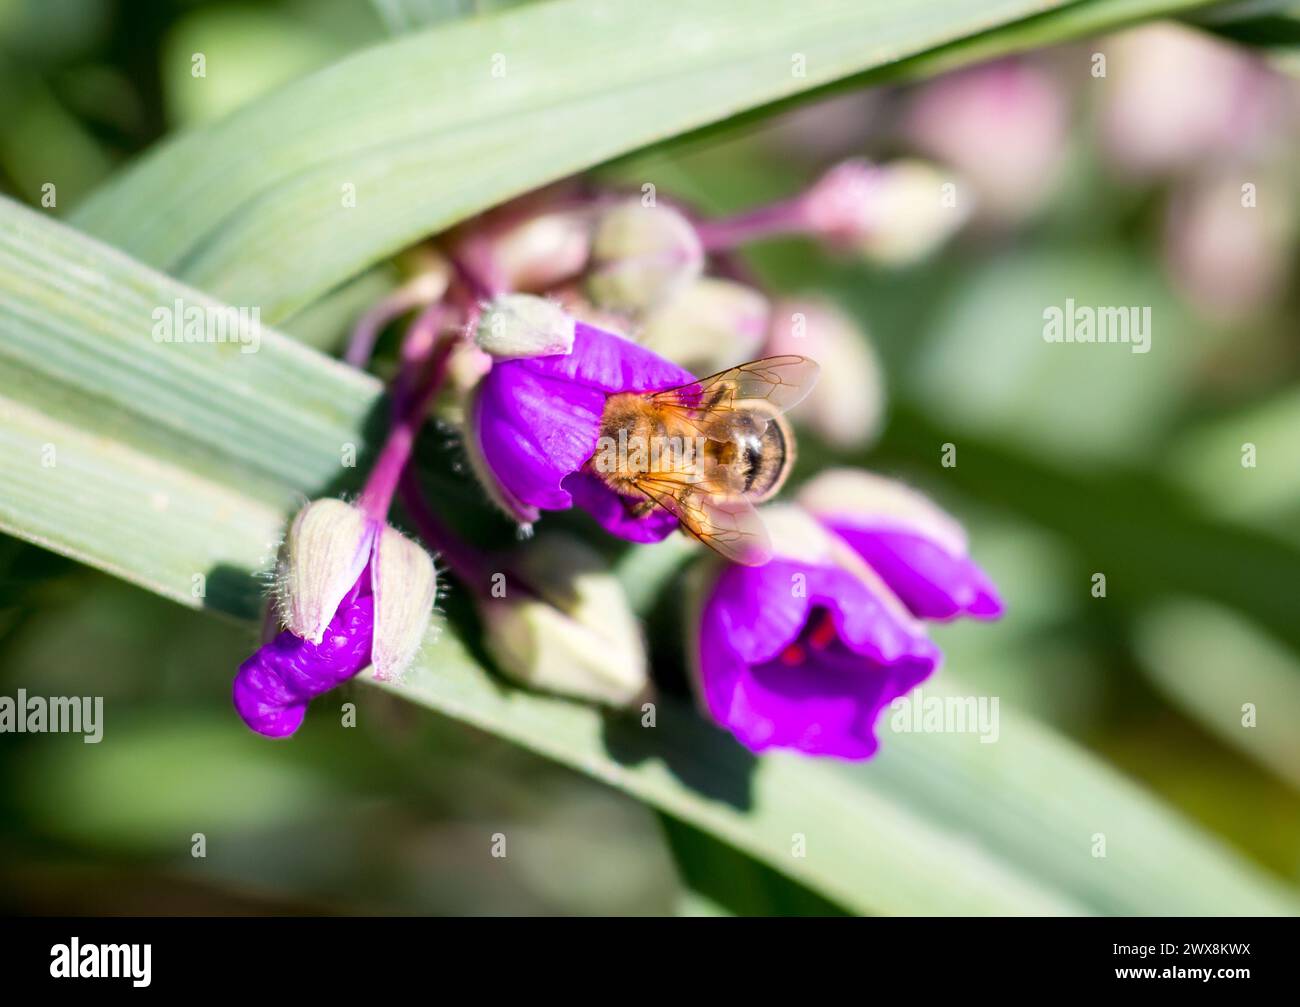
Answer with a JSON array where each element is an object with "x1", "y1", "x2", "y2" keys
[{"x1": 70, "y1": 0, "x2": 1214, "y2": 323}]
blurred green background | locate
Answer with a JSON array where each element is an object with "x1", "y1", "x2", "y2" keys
[{"x1": 1, "y1": 0, "x2": 1298, "y2": 914}]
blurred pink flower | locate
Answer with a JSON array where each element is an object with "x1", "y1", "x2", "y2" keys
[
  {"x1": 1099, "y1": 23, "x2": 1291, "y2": 179},
  {"x1": 1163, "y1": 170, "x2": 1295, "y2": 324},
  {"x1": 903, "y1": 57, "x2": 1069, "y2": 224}
]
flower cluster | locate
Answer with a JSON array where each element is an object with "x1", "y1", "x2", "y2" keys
[{"x1": 233, "y1": 161, "x2": 1002, "y2": 761}]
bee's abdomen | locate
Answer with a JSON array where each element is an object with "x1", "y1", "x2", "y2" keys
[{"x1": 739, "y1": 413, "x2": 793, "y2": 502}]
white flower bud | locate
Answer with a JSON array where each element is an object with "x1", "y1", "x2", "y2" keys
[
  {"x1": 802, "y1": 159, "x2": 970, "y2": 266},
  {"x1": 492, "y1": 210, "x2": 592, "y2": 291},
  {"x1": 276, "y1": 499, "x2": 438, "y2": 681},
  {"x1": 856, "y1": 160, "x2": 971, "y2": 265},
  {"x1": 586, "y1": 200, "x2": 704, "y2": 314},
  {"x1": 369, "y1": 523, "x2": 438, "y2": 681},
  {"x1": 278, "y1": 499, "x2": 377, "y2": 644},
  {"x1": 479, "y1": 535, "x2": 648, "y2": 706},
  {"x1": 766, "y1": 298, "x2": 884, "y2": 449},
  {"x1": 475, "y1": 294, "x2": 575, "y2": 360}
]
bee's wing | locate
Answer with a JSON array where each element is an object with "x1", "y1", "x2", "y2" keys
[
  {"x1": 633, "y1": 472, "x2": 773, "y2": 566},
  {"x1": 647, "y1": 355, "x2": 820, "y2": 418}
]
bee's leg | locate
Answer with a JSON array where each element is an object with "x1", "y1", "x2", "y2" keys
[{"x1": 628, "y1": 498, "x2": 656, "y2": 518}]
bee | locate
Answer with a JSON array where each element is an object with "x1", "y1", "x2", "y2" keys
[{"x1": 588, "y1": 355, "x2": 819, "y2": 565}]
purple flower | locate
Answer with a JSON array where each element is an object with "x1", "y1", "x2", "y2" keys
[
  {"x1": 798, "y1": 469, "x2": 1004, "y2": 621},
  {"x1": 689, "y1": 477, "x2": 1004, "y2": 761},
  {"x1": 233, "y1": 573, "x2": 374, "y2": 737},
  {"x1": 232, "y1": 499, "x2": 437, "y2": 738},
  {"x1": 467, "y1": 318, "x2": 694, "y2": 538},
  {"x1": 690, "y1": 507, "x2": 939, "y2": 759}
]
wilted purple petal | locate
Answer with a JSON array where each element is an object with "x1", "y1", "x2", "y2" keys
[{"x1": 233, "y1": 578, "x2": 374, "y2": 738}]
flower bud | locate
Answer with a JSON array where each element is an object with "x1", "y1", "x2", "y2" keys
[
  {"x1": 478, "y1": 535, "x2": 648, "y2": 706},
  {"x1": 242, "y1": 500, "x2": 440, "y2": 737},
  {"x1": 492, "y1": 210, "x2": 593, "y2": 291},
  {"x1": 766, "y1": 298, "x2": 884, "y2": 449},
  {"x1": 275, "y1": 498, "x2": 437, "y2": 677},
  {"x1": 903, "y1": 59, "x2": 1067, "y2": 224},
  {"x1": 586, "y1": 199, "x2": 704, "y2": 314},
  {"x1": 638, "y1": 277, "x2": 769, "y2": 376},
  {"x1": 802, "y1": 158, "x2": 969, "y2": 265},
  {"x1": 1099, "y1": 24, "x2": 1284, "y2": 180},
  {"x1": 1163, "y1": 170, "x2": 1294, "y2": 324},
  {"x1": 278, "y1": 498, "x2": 378, "y2": 645},
  {"x1": 369, "y1": 522, "x2": 439, "y2": 681},
  {"x1": 475, "y1": 294, "x2": 575, "y2": 360}
]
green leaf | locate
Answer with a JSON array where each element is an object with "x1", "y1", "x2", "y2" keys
[
  {"x1": 659, "y1": 815, "x2": 849, "y2": 917},
  {"x1": 2, "y1": 196, "x2": 1294, "y2": 914},
  {"x1": 1190, "y1": 1, "x2": 1300, "y2": 76},
  {"x1": 70, "y1": 0, "x2": 1217, "y2": 324},
  {"x1": 0, "y1": 195, "x2": 381, "y2": 618},
  {"x1": 1136, "y1": 600, "x2": 1300, "y2": 791},
  {"x1": 370, "y1": 0, "x2": 536, "y2": 35}
]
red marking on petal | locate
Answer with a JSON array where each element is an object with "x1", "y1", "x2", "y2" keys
[
  {"x1": 808, "y1": 611, "x2": 838, "y2": 650},
  {"x1": 780, "y1": 643, "x2": 805, "y2": 666}
]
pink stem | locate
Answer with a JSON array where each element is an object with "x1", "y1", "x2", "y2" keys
[
  {"x1": 358, "y1": 323, "x2": 456, "y2": 523},
  {"x1": 355, "y1": 233, "x2": 520, "y2": 590},
  {"x1": 446, "y1": 236, "x2": 502, "y2": 303},
  {"x1": 391, "y1": 301, "x2": 447, "y2": 418},
  {"x1": 396, "y1": 469, "x2": 488, "y2": 586},
  {"x1": 694, "y1": 196, "x2": 812, "y2": 252},
  {"x1": 344, "y1": 272, "x2": 445, "y2": 368}
]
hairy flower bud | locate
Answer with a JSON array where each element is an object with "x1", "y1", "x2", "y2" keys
[
  {"x1": 238, "y1": 499, "x2": 439, "y2": 736},
  {"x1": 586, "y1": 200, "x2": 704, "y2": 313},
  {"x1": 802, "y1": 158, "x2": 969, "y2": 265},
  {"x1": 492, "y1": 210, "x2": 593, "y2": 290},
  {"x1": 369, "y1": 522, "x2": 439, "y2": 681},
  {"x1": 279, "y1": 498, "x2": 377, "y2": 644},
  {"x1": 475, "y1": 294, "x2": 575, "y2": 360},
  {"x1": 478, "y1": 535, "x2": 648, "y2": 706}
]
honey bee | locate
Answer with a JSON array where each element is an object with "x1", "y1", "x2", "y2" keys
[{"x1": 588, "y1": 355, "x2": 819, "y2": 565}]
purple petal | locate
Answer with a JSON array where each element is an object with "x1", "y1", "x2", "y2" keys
[
  {"x1": 521, "y1": 321, "x2": 694, "y2": 393},
  {"x1": 798, "y1": 471, "x2": 1004, "y2": 622},
  {"x1": 233, "y1": 579, "x2": 374, "y2": 738},
  {"x1": 562, "y1": 471, "x2": 680, "y2": 543},
  {"x1": 694, "y1": 558, "x2": 938, "y2": 760},
  {"x1": 471, "y1": 323, "x2": 694, "y2": 517},
  {"x1": 736, "y1": 621, "x2": 927, "y2": 759},
  {"x1": 473, "y1": 364, "x2": 608, "y2": 512},
  {"x1": 827, "y1": 524, "x2": 1004, "y2": 621}
]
